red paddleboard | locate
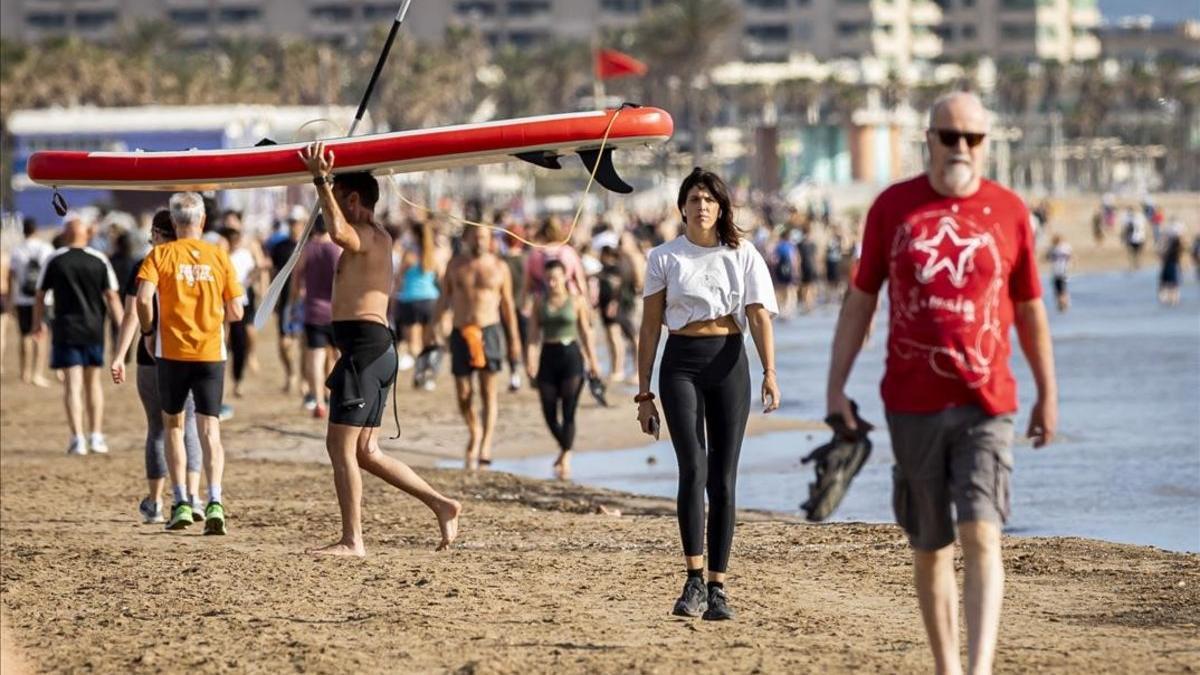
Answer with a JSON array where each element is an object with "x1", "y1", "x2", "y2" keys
[{"x1": 26, "y1": 107, "x2": 673, "y2": 193}]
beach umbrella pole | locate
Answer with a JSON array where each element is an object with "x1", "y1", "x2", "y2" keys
[{"x1": 255, "y1": 0, "x2": 413, "y2": 329}]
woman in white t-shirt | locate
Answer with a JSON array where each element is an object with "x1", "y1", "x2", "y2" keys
[{"x1": 635, "y1": 168, "x2": 781, "y2": 622}]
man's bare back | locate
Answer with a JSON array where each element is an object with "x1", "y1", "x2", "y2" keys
[
  {"x1": 331, "y1": 222, "x2": 392, "y2": 326},
  {"x1": 444, "y1": 252, "x2": 509, "y2": 328}
]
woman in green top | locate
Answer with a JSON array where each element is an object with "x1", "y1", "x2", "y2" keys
[{"x1": 524, "y1": 260, "x2": 600, "y2": 479}]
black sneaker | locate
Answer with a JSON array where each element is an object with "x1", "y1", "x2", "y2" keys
[
  {"x1": 671, "y1": 577, "x2": 708, "y2": 618},
  {"x1": 702, "y1": 586, "x2": 735, "y2": 621}
]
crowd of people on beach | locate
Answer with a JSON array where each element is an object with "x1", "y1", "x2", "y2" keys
[{"x1": 0, "y1": 90, "x2": 1196, "y2": 674}]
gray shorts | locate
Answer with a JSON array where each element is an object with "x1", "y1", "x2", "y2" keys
[{"x1": 887, "y1": 406, "x2": 1014, "y2": 551}]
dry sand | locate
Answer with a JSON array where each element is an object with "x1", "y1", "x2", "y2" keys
[{"x1": 2, "y1": 234, "x2": 1199, "y2": 672}]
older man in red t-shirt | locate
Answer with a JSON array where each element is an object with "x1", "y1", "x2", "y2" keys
[{"x1": 827, "y1": 92, "x2": 1058, "y2": 675}]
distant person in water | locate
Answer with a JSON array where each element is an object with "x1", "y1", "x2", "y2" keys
[
  {"x1": 1047, "y1": 235, "x2": 1072, "y2": 313},
  {"x1": 1158, "y1": 220, "x2": 1183, "y2": 307}
]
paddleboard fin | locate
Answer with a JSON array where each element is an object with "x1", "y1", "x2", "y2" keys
[
  {"x1": 254, "y1": 138, "x2": 278, "y2": 146},
  {"x1": 577, "y1": 147, "x2": 633, "y2": 194},
  {"x1": 514, "y1": 151, "x2": 562, "y2": 169}
]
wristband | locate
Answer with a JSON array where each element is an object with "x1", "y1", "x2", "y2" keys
[
  {"x1": 312, "y1": 174, "x2": 334, "y2": 187},
  {"x1": 634, "y1": 392, "x2": 655, "y2": 404},
  {"x1": 764, "y1": 368, "x2": 776, "y2": 376}
]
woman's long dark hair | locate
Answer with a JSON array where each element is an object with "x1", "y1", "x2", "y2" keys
[{"x1": 677, "y1": 167, "x2": 741, "y2": 249}]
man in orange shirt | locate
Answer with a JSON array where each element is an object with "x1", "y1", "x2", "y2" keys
[{"x1": 136, "y1": 192, "x2": 245, "y2": 534}]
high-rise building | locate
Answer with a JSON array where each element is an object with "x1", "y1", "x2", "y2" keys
[
  {"x1": 1098, "y1": 18, "x2": 1200, "y2": 65},
  {"x1": 0, "y1": 0, "x2": 1107, "y2": 64},
  {"x1": 0, "y1": 0, "x2": 449, "y2": 47},
  {"x1": 937, "y1": 0, "x2": 1101, "y2": 62}
]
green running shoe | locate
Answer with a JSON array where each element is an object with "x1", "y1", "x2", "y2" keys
[
  {"x1": 203, "y1": 502, "x2": 227, "y2": 536},
  {"x1": 165, "y1": 502, "x2": 193, "y2": 530}
]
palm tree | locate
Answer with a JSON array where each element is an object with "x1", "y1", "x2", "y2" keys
[{"x1": 631, "y1": 0, "x2": 739, "y2": 164}]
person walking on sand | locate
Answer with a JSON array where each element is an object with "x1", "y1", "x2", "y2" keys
[
  {"x1": 291, "y1": 215, "x2": 341, "y2": 418},
  {"x1": 436, "y1": 226, "x2": 522, "y2": 471},
  {"x1": 299, "y1": 142, "x2": 460, "y2": 557},
  {"x1": 524, "y1": 260, "x2": 601, "y2": 480},
  {"x1": 268, "y1": 207, "x2": 307, "y2": 394},
  {"x1": 135, "y1": 192, "x2": 244, "y2": 533},
  {"x1": 826, "y1": 92, "x2": 1058, "y2": 675},
  {"x1": 33, "y1": 211, "x2": 124, "y2": 455},
  {"x1": 393, "y1": 219, "x2": 444, "y2": 390},
  {"x1": 10, "y1": 217, "x2": 54, "y2": 387},
  {"x1": 110, "y1": 210, "x2": 205, "y2": 525},
  {"x1": 635, "y1": 167, "x2": 780, "y2": 622}
]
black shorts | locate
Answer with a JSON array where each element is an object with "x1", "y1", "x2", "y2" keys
[
  {"x1": 304, "y1": 322, "x2": 335, "y2": 349},
  {"x1": 393, "y1": 299, "x2": 436, "y2": 328},
  {"x1": 16, "y1": 305, "x2": 36, "y2": 335},
  {"x1": 157, "y1": 359, "x2": 225, "y2": 417},
  {"x1": 537, "y1": 341, "x2": 583, "y2": 385},
  {"x1": 1053, "y1": 276, "x2": 1067, "y2": 295},
  {"x1": 449, "y1": 324, "x2": 504, "y2": 377},
  {"x1": 327, "y1": 321, "x2": 397, "y2": 428}
]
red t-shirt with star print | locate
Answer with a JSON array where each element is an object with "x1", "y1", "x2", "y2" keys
[{"x1": 854, "y1": 175, "x2": 1041, "y2": 415}]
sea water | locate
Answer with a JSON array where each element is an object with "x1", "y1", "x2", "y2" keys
[{"x1": 487, "y1": 269, "x2": 1200, "y2": 553}]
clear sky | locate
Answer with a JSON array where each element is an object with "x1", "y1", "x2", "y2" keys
[{"x1": 1099, "y1": 0, "x2": 1200, "y2": 23}]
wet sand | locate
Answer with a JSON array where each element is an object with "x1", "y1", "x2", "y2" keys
[{"x1": 2, "y1": 328, "x2": 1198, "y2": 673}]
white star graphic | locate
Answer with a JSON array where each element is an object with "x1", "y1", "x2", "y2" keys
[{"x1": 911, "y1": 216, "x2": 987, "y2": 288}]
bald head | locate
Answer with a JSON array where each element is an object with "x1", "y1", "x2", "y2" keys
[
  {"x1": 928, "y1": 91, "x2": 990, "y2": 132},
  {"x1": 926, "y1": 91, "x2": 991, "y2": 197},
  {"x1": 62, "y1": 215, "x2": 91, "y2": 247}
]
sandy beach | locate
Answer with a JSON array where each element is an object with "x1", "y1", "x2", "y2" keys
[{"x1": 1, "y1": 318, "x2": 1198, "y2": 673}]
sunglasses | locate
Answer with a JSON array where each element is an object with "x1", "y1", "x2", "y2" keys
[{"x1": 930, "y1": 128, "x2": 987, "y2": 148}]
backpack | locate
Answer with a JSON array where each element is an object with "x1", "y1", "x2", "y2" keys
[
  {"x1": 773, "y1": 244, "x2": 794, "y2": 280},
  {"x1": 19, "y1": 255, "x2": 43, "y2": 297}
]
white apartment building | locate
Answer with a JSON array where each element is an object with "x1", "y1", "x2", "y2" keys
[
  {"x1": 0, "y1": 0, "x2": 1107, "y2": 64},
  {"x1": 937, "y1": 0, "x2": 1101, "y2": 62}
]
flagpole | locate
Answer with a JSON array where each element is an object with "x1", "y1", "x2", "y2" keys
[
  {"x1": 592, "y1": 34, "x2": 605, "y2": 108},
  {"x1": 255, "y1": 0, "x2": 414, "y2": 329}
]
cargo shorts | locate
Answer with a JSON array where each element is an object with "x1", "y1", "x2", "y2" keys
[{"x1": 886, "y1": 405, "x2": 1015, "y2": 551}]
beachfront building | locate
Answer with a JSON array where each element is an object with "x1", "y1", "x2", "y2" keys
[
  {"x1": 1098, "y1": 18, "x2": 1200, "y2": 65},
  {"x1": 4, "y1": 0, "x2": 1101, "y2": 65},
  {"x1": 937, "y1": 0, "x2": 1102, "y2": 63}
]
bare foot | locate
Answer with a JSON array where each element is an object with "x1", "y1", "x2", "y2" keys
[
  {"x1": 309, "y1": 541, "x2": 366, "y2": 557},
  {"x1": 553, "y1": 452, "x2": 571, "y2": 481},
  {"x1": 31, "y1": 375, "x2": 50, "y2": 388},
  {"x1": 433, "y1": 499, "x2": 462, "y2": 551},
  {"x1": 463, "y1": 439, "x2": 480, "y2": 471}
]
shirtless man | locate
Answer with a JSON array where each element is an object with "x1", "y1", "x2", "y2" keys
[
  {"x1": 436, "y1": 226, "x2": 521, "y2": 470},
  {"x1": 300, "y1": 141, "x2": 461, "y2": 557}
]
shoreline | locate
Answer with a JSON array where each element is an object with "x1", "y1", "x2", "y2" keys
[{"x1": 3, "y1": 312, "x2": 1199, "y2": 673}]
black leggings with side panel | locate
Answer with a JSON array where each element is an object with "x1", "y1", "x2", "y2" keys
[{"x1": 658, "y1": 333, "x2": 750, "y2": 574}]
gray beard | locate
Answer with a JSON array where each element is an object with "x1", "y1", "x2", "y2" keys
[{"x1": 944, "y1": 162, "x2": 974, "y2": 192}]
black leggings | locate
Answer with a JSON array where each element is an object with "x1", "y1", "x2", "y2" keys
[
  {"x1": 537, "y1": 342, "x2": 585, "y2": 452},
  {"x1": 659, "y1": 333, "x2": 750, "y2": 574},
  {"x1": 228, "y1": 319, "x2": 248, "y2": 384}
]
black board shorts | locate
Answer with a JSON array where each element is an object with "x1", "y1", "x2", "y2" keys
[
  {"x1": 304, "y1": 322, "x2": 335, "y2": 349},
  {"x1": 327, "y1": 320, "x2": 397, "y2": 428},
  {"x1": 158, "y1": 359, "x2": 225, "y2": 417}
]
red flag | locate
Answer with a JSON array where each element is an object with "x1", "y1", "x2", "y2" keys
[{"x1": 595, "y1": 48, "x2": 647, "y2": 80}]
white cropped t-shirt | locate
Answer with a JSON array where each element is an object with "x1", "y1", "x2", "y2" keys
[{"x1": 643, "y1": 235, "x2": 778, "y2": 331}]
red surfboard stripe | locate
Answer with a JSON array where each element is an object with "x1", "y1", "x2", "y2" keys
[{"x1": 27, "y1": 108, "x2": 673, "y2": 188}]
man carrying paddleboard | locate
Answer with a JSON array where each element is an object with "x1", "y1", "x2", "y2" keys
[{"x1": 299, "y1": 141, "x2": 460, "y2": 557}]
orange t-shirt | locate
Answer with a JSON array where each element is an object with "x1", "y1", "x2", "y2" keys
[{"x1": 137, "y1": 238, "x2": 244, "y2": 362}]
